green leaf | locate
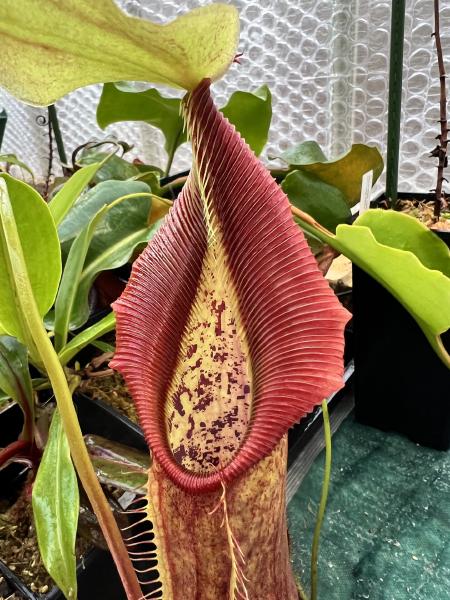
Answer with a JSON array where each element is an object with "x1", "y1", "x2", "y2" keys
[
  {"x1": 282, "y1": 170, "x2": 351, "y2": 233},
  {"x1": 280, "y1": 140, "x2": 328, "y2": 166},
  {"x1": 85, "y1": 434, "x2": 150, "y2": 495},
  {"x1": 97, "y1": 84, "x2": 186, "y2": 164},
  {"x1": 97, "y1": 84, "x2": 272, "y2": 168},
  {"x1": 295, "y1": 208, "x2": 450, "y2": 366},
  {"x1": 56, "y1": 188, "x2": 152, "y2": 346},
  {"x1": 356, "y1": 209, "x2": 450, "y2": 278},
  {"x1": 0, "y1": 174, "x2": 61, "y2": 342},
  {"x1": 221, "y1": 85, "x2": 272, "y2": 156},
  {"x1": 280, "y1": 143, "x2": 384, "y2": 206},
  {"x1": 71, "y1": 200, "x2": 160, "y2": 330},
  {"x1": 134, "y1": 170, "x2": 164, "y2": 197},
  {"x1": 91, "y1": 340, "x2": 115, "y2": 354},
  {"x1": 0, "y1": 335, "x2": 34, "y2": 437},
  {"x1": 77, "y1": 151, "x2": 141, "y2": 184},
  {"x1": 58, "y1": 180, "x2": 151, "y2": 244},
  {"x1": 0, "y1": 153, "x2": 34, "y2": 179},
  {"x1": 32, "y1": 408, "x2": 79, "y2": 600},
  {"x1": 49, "y1": 162, "x2": 103, "y2": 227},
  {"x1": 54, "y1": 206, "x2": 109, "y2": 352},
  {"x1": 58, "y1": 312, "x2": 116, "y2": 367},
  {"x1": 0, "y1": 2, "x2": 239, "y2": 105}
]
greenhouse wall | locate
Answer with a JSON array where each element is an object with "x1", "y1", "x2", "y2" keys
[{"x1": 0, "y1": 0, "x2": 448, "y2": 194}]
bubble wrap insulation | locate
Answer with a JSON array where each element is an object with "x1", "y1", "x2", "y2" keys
[{"x1": 0, "y1": 0, "x2": 448, "y2": 194}]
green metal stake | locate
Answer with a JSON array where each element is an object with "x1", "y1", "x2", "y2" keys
[
  {"x1": 0, "y1": 110, "x2": 7, "y2": 152},
  {"x1": 48, "y1": 104, "x2": 68, "y2": 167},
  {"x1": 386, "y1": 0, "x2": 406, "y2": 208}
]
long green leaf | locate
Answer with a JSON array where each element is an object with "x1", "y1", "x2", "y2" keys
[
  {"x1": 58, "y1": 312, "x2": 116, "y2": 367},
  {"x1": 0, "y1": 1, "x2": 239, "y2": 105},
  {"x1": 58, "y1": 180, "x2": 151, "y2": 244},
  {"x1": 0, "y1": 175, "x2": 61, "y2": 348},
  {"x1": 54, "y1": 206, "x2": 109, "y2": 352},
  {"x1": 32, "y1": 408, "x2": 79, "y2": 600},
  {"x1": 49, "y1": 162, "x2": 103, "y2": 226},
  {"x1": 70, "y1": 197, "x2": 159, "y2": 330},
  {"x1": 0, "y1": 335, "x2": 34, "y2": 438},
  {"x1": 294, "y1": 208, "x2": 450, "y2": 366},
  {"x1": 221, "y1": 85, "x2": 272, "y2": 156},
  {"x1": 55, "y1": 189, "x2": 152, "y2": 349}
]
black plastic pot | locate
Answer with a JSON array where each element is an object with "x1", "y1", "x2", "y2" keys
[
  {"x1": 353, "y1": 192, "x2": 450, "y2": 450},
  {"x1": 0, "y1": 394, "x2": 147, "y2": 600}
]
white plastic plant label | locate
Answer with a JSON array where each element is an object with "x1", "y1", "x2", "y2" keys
[{"x1": 359, "y1": 170, "x2": 373, "y2": 214}]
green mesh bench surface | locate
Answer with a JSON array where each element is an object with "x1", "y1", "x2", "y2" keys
[{"x1": 288, "y1": 414, "x2": 450, "y2": 600}]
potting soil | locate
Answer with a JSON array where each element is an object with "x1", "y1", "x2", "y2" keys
[{"x1": 288, "y1": 413, "x2": 450, "y2": 600}]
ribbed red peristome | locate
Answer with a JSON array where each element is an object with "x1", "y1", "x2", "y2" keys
[{"x1": 112, "y1": 79, "x2": 350, "y2": 493}]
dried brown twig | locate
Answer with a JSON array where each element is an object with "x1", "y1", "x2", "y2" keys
[{"x1": 431, "y1": 0, "x2": 449, "y2": 218}]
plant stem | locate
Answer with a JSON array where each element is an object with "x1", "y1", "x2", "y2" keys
[
  {"x1": 432, "y1": 0, "x2": 448, "y2": 219},
  {"x1": 48, "y1": 104, "x2": 68, "y2": 168},
  {"x1": 0, "y1": 181, "x2": 142, "y2": 600},
  {"x1": 310, "y1": 399, "x2": 332, "y2": 600},
  {"x1": 386, "y1": 0, "x2": 406, "y2": 208}
]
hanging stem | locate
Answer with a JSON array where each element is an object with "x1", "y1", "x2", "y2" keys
[
  {"x1": 432, "y1": 0, "x2": 448, "y2": 219},
  {"x1": 0, "y1": 109, "x2": 7, "y2": 152},
  {"x1": 48, "y1": 104, "x2": 68, "y2": 168},
  {"x1": 310, "y1": 399, "x2": 332, "y2": 600}
]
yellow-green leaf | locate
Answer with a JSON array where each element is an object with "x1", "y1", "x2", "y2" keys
[
  {"x1": 32, "y1": 408, "x2": 79, "y2": 600},
  {"x1": 0, "y1": 175, "x2": 61, "y2": 341},
  {"x1": 0, "y1": 1, "x2": 239, "y2": 105}
]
